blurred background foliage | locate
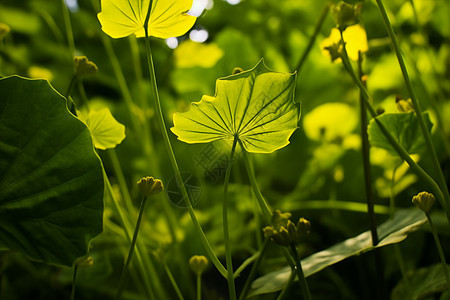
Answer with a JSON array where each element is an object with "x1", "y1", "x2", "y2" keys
[{"x1": 0, "y1": 0, "x2": 449, "y2": 299}]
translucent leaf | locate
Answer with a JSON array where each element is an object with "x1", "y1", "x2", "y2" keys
[
  {"x1": 0, "y1": 76, "x2": 104, "y2": 266},
  {"x1": 174, "y1": 40, "x2": 224, "y2": 68},
  {"x1": 392, "y1": 264, "x2": 450, "y2": 300},
  {"x1": 368, "y1": 112, "x2": 433, "y2": 156},
  {"x1": 97, "y1": 0, "x2": 196, "y2": 39},
  {"x1": 78, "y1": 108, "x2": 126, "y2": 150},
  {"x1": 171, "y1": 59, "x2": 299, "y2": 153},
  {"x1": 249, "y1": 209, "x2": 426, "y2": 297}
]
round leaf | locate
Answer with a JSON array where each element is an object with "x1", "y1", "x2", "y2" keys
[{"x1": 0, "y1": 76, "x2": 104, "y2": 267}]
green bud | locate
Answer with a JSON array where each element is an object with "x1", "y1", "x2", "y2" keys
[
  {"x1": 232, "y1": 67, "x2": 244, "y2": 75},
  {"x1": 264, "y1": 210, "x2": 311, "y2": 246},
  {"x1": 189, "y1": 255, "x2": 208, "y2": 275},
  {"x1": 412, "y1": 191, "x2": 435, "y2": 213},
  {"x1": 395, "y1": 96, "x2": 414, "y2": 113},
  {"x1": 74, "y1": 56, "x2": 98, "y2": 77},
  {"x1": 324, "y1": 42, "x2": 343, "y2": 62},
  {"x1": 332, "y1": 2, "x2": 361, "y2": 30},
  {"x1": 137, "y1": 176, "x2": 164, "y2": 197},
  {"x1": 0, "y1": 23, "x2": 10, "y2": 41},
  {"x1": 74, "y1": 255, "x2": 94, "y2": 267}
]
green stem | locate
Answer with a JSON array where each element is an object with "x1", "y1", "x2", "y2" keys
[
  {"x1": 70, "y1": 265, "x2": 78, "y2": 300},
  {"x1": 104, "y1": 173, "x2": 156, "y2": 300},
  {"x1": 60, "y1": 0, "x2": 76, "y2": 61},
  {"x1": 115, "y1": 196, "x2": 148, "y2": 300},
  {"x1": 196, "y1": 273, "x2": 201, "y2": 300},
  {"x1": 223, "y1": 136, "x2": 238, "y2": 300},
  {"x1": 163, "y1": 262, "x2": 185, "y2": 300},
  {"x1": 276, "y1": 270, "x2": 297, "y2": 300},
  {"x1": 107, "y1": 150, "x2": 135, "y2": 213},
  {"x1": 239, "y1": 141, "x2": 272, "y2": 221},
  {"x1": 238, "y1": 239, "x2": 269, "y2": 300},
  {"x1": 425, "y1": 213, "x2": 450, "y2": 289},
  {"x1": 374, "y1": 0, "x2": 450, "y2": 215},
  {"x1": 143, "y1": 26, "x2": 226, "y2": 278},
  {"x1": 289, "y1": 244, "x2": 312, "y2": 300},
  {"x1": 295, "y1": 2, "x2": 330, "y2": 73},
  {"x1": 338, "y1": 39, "x2": 450, "y2": 223}
]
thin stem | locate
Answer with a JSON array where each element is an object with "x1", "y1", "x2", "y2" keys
[
  {"x1": 70, "y1": 265, "x2": 78, "y2": 300},
  {"x1": 276, "y1": 270, "x2": 296, "y2": 300},
  {"x1": 196, "y1": 273, "x2": 201, "y2": 300},
  {"x1": 60, "y1": 0, "x2": 76, "y2": 62},
  {"x1": 163, "y1": 262, "x2": 185, "y2": 300},
  {"x1": 115, "y1": 196, "x2": 148, "y2": 300},
  {"x1": 426, "y1": 213, "x2": 450, "y2": 289},
  {"x1": 375, "y1": 0, "x2": 450, "y2": 215},
  {"x1": 108, "y1": 150, "x2": 135, "y2": 213},
  {"x1": 338, "y1": 39, "x2": 450, "y2": 223},
  {"x1": 65, "y1": 75, "x2": 76, "y2": 100},
  {"x1": 223, "y1": 136, "x2": 238, "y2": 300},
  {"x1": 104, "y1": 173, "x2": 156, "y2": 300},
  {"x1": 295, "y1": 2, "x2": 330, "y2": 73},
  {"x1": 239, "y1": 141, "x2": 272, "y2": 221},
  {"x1": 143, "y1": 29, "x2": 226, "y2": 278},
  {"x1": 238, "y1": 239, "x2": 269, "y2": 300},
  {"x1": 289, "y1": 244, "x2": 312, "y2": 300}
]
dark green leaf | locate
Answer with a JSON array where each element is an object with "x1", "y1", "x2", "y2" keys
[
  {"x1": 0, "y1": 76, "x2": 104, "y2": 266},
  {"x1": 368, "y1": 112, "x2": 433, "y2": 155}
]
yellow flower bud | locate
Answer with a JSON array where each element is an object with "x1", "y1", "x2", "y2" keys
[
  {"x1": 189, "y1": 255, "x2": 208, "y2": 275},
  {"x1": 136, "y1": 177, "x2": 164, "y2": 197},
  {"x1": 0, "y1": 23, "x2": 10, "y2": 41},
  {"x1": 412, "y1": 191, "x2": 435, "y2": 213},
  {"x1": 74, "y1": 256, "x2": 94, "y2": 268},
  {"x1": 74, "y1": 56, "x2": 98, "y2": 77}
]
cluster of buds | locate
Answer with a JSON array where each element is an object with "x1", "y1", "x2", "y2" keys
[
  {"x1": 412, "y1": 191, "x2": 435, "y2": 213},
  {"x1": 74, "y1": 56, "x2": 98, "y2": 77},
  {"x1": 137, "y1": 176, "x2": 164, "y2": 197},
  {"x1": 332, "y1": 1, "x2": 362, "y2": 31},
  {"x1": 263, "y1": 210, "x2": 311, "y2": 247}
]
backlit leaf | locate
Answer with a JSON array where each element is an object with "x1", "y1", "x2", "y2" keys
[
  {"x1": 368, "y1": 112, "x2": 433, "y2": 156},
  {"x1": 78, "y1": 108, "x2": 126, "y2": 150},
  {"x1": 249, "y1": 209, "x2": 426, "y2": 297},
  {"x1": 171, "y1": 59, "x2": 299, "y2": 153},
  {"x1": 97, "y1": 0, "x2": 196, "y2": 39},
  {"x1": 0, "y1": 76, "x2": 104, "y2": 267}
]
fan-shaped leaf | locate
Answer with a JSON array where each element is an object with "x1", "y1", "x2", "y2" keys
[
  {"x1": 171, "y1": 59, "x2": 299, "y2": 153},
  {"x1": 97, "y1": 0, "x2": 196, "y2": 39},
  {"x1": 0, "y1": 76, "x2": 104, "y2": 266}
]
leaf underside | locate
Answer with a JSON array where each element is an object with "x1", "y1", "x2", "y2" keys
[
  {"x1": 171, "y1": 59, "x2": 299, "y2": 153},
  {"x1": 0, "y1": 76, "x2": 104, "y2": 267}
]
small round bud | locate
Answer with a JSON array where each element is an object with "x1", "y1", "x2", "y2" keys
[
  {"x1": 137, "y1": 176, "x2": 164, "y2": 197},
  {"x1": 412, "y1": 191, "x2": 435, "y2": 213},
  {"x1": 189, "y1": 255, "x2": 208, "y2": 275},
  {"x1": 74, "y1": 256, "x2": 94, "y2": 267},
  {"x1": 395, "y1": 97, "x2": 414, "y2": 113},
  {"x1": 232, "y1": 67, "x2": 244, "y2": 75},
  {"x1": 0, "y1": 23, "x2": 10, "y2": 41},
  {"x1": 74, "y1": 56, "x2": 98, "y2": 77},
  {"x1": 332, "y1": 2, "x2": 361, "y2": 30}
]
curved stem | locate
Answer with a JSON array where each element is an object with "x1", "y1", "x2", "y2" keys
[
  {"x1": 426, "y1": 213, "x2": 450, "y2": 289},
  {"x1": 143, "y1": 31, "x2": 226, "y2": 277},
  {"x1": 374, "y1": 0, "x2": 450, "y2": 215},
  {"x1": 239, "y1": 141, "x2": 272, "y2": 221},
  {"x1": 289, "y1": 244, "x2": 312, "y2": 300},
  {"x1": 238, "y1": 238, "x2": 269, "y2": 300},
  {"x1": 115, "y1": 196, "x2": 148, "y2": 300},
  {"x1": 338, "y1": 40, "x2": 450, "y2": 223},
  {"x1": 295, "y1": 2, "x2": 330, "y2": 73},
  {"x1": 223, "y1": 137, "x2": 238, "y2": 300}
]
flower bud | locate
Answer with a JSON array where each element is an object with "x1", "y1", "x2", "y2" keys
[
  {"x1": 74, "y1": 256, "x2": 94, "y2": 267},
  {"x1": 332, "y1": 2, "x2": 361, "y2": 30},
  {"x1": 263, "y1": 210, "x2": 311, "y2": 246},
  {"x1": 395, "y1": 96, "x2": 414, "y2": 113},
  {"x1": 74, "y1": 56, "x2": 98, "y2": 77},
  {"x1": 189, "y1": 255, "x2": 208, "y2": 275},
  {"x1": 137, "y1": 176, "x2": 164, "y2": 197},
  {"x1": 0, "y1": 23, "x2": 10, "y2": 41},
  {"x1": 232, "y1": 67, "x2": 244, "y2": 75},
  {"x1": 412, "y1": 191, "x2": 435, "y2": 213}
]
